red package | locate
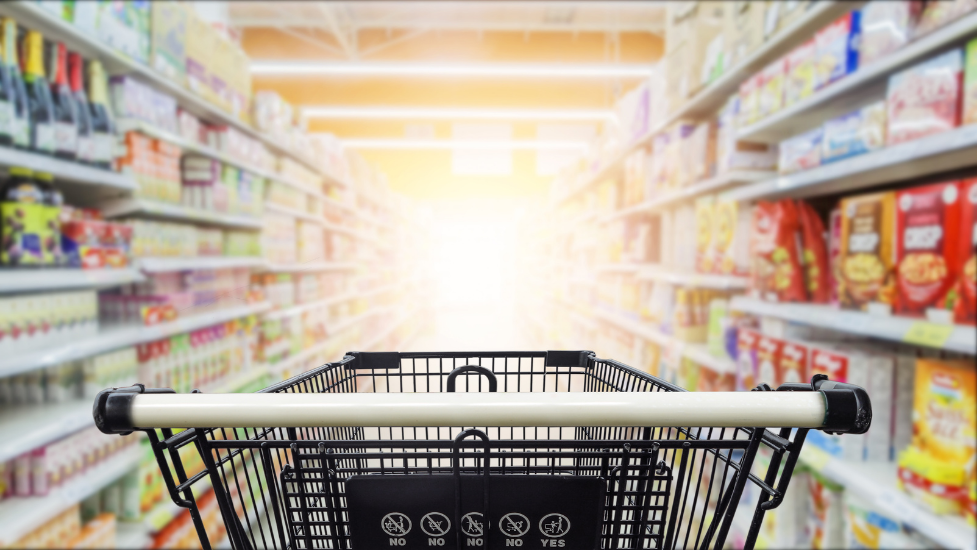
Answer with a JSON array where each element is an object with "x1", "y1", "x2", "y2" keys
[
  {"x1": 750, "y1": 200, "x2": 807, "y2": 302},
  {"x1": 895, "y1": 182, "x2": 962, "y2": 317},
  {"x1": 798, "y1": 201, "x2": 831, "y2": 303},
  {"x1": 886, "y1": 49, "x2": 963, "y2": 145},
  {"x1": 756, "y1": 335, "x2": 784, "y2": 388},
  {"x1": 60, "y1": 219, "x2": 106, "y2": 269},
  {"x1": 956, "y1": 179, "x2": 977, "y2": 324},
  {"x1": 809, "y1": 347, "x2": 849, "y2": 383},
  {"x1": 828, "y1": 208, "x2": 843, "y2": 305},
  {"x1": 735, "y1": 328, "x2": 761, "y2": 391},
  {"x1": 780, "y1": 340, "x2": 810, "y2": 385}
]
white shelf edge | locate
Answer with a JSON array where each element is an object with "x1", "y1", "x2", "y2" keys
[
  {"x1": 0, "y1": 144, "x2": 136, "y2": 191},
  {"x1": 0, "y1": 267, "x2": 144, "y2": 294},
  {"x1": 723, "y1": 124, "x2": 977, "y2": 203},
  {"x1": 0, "y1": 302, "x2": 271, "y2": 378},
  {"x1": 136, "y1": 256, "x2": 268, "y2": 272},
  {"x1": 636, "y1": 269, "x2": 749, "y2": 290},
  {"x1": 730, "y1": 296, "x2": 976, "y2": 354},
  {"x1": 102, "y1": 197, "x2": 264, "y2": 230},
  {"x1": 0, "y1": 445, "x2": 142, "y2": 546},
  {"x1": 739, "y1": 12, "x2": 977, "y2": 143},
  {"x1": 261, "y1": 262, "x2": 358, "y2": 273}
]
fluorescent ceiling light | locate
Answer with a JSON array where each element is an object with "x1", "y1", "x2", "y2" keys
[
  {"x1": 339, "y1": 138, "x2": 588, "y2": 150},
  {"x1": 252, "y1": 61, "x2": 654, "y2": 79},
  {"x1": 302, "y1": 106, "x2": 615, "y2": 121}
]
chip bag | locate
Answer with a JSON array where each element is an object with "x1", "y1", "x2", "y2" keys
[
  {"x1": 750, "y1": 200, "x2": 807, "y2": 302},
  {"x1": 799, "y1": 201, "x2": 830, "y2": 303}
]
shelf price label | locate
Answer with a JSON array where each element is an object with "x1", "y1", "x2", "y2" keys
[{"x1": 902, "y1": 322, "x2": 954, "y2": 349}]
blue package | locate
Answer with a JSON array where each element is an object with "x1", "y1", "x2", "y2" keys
[
  {"x1": 822, "y1": 101, "x2": 887, "y2": 163},
  {"x1": 815, "y1": 11, "x2": 862, "y2": 88}
]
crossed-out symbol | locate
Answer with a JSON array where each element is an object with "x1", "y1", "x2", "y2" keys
[
  {"x1": 500, "y1": 513, "x2": 530, "y2": 537},
  {"x1": 421, "y1": 512, "x2": 451, "y2": 537},
  {"x1": 381, "y1": 513, "x2": 412, "y2": 537},
  {"x1": 461, "y1": 512, "x2": 489, "y2": 537}
]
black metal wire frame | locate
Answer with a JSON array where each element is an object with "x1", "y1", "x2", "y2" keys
[{"x1": 139, "y1": 352, "x2": 811, "y2": 550}]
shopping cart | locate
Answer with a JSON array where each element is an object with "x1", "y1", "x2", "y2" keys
[{"x1": 94, "y1": 351, "x2": 870, "y2": 550}]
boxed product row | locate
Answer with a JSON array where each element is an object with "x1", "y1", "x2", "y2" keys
[
  {"x1": 3, "y1": 504, "x2": 113, "y2": 549},
  {"x1": 0, "y1": 347, "x2": 136, "y2": 408},
  {"x1": 779, "y1": 42, "x2": 977, "y2": 173},
  {"x1": 257, "y1": 271, "x2": 351, "y2": 310},
  {"x1": 126, "y1": 219, "x2": 261, "y2": 258},
  {"x1": 1, "y1": 170, "x2": 132, "y2": 269},
  {"x1": 749, "y1": 180, "x2": 977, "y2": 325},
  {"x1": 260, "y1": 211, "x2": 356, "y2": 266},
  {"x1": 741, "y1": 3, "x2": 977, "y2": 128},
  {"x1": 0, "y1": 18, "x2": 117, "y2": 167},
  {"x1": 0, "y1": 291, "x2": 97, "y2": 355},
  {"x1": 0, "y1": 425, "x2": 137, "y2": 500}
]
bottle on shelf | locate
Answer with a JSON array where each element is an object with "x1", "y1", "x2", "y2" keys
[
  {"x1": 68, "y1": 52, "x2": 93, "y2": 165},
  {"x1": 1, "y1": 166, "x2": 45, "y2": 266},
  {"x1": 1, "y1": 17, "x2": 30, "y2": 149},
  {"x1": 49, "y1": 42, "x2": 77, "y2": 161},
  {"x1": 87, "y1": 60, "x2": 114, "y2": 170},
  {"x1": 35, "y1": 171, "x2": 63, "y2": 266},
  {"x1": 20, "y1": 30, "x2": 54, "y2": 155}
]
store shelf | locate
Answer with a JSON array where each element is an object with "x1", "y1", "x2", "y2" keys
[
  {"x1": 101, "y1": 197, "x2": 264, "y2": 230},
  {"x1": 604, "y1": 171, "x2": 775, "y2": 222},
  {"x1": 0, "y1": 267, "x2": 144, "y2": 294},
  {"x1": 799, "y1": 447, "x2": 976, "y2": 550},
  {"x1": 136, "y1": 256, "x2": 268, "y2": 272},
  {"x1": 0, "y1": 301, "x2": 271, "y2": 378},
  {"x1": 730, "y1": 296, "x2": 977, "y2": 354},
  {"x1": 637, "y1": 269, "x2": 748, "y2": 290},
  {"x1": 0, "y1": 444, "x2": 142, "y2": 547},
  {"x1": 0, "y1": 144, "x2": 135, "y2": 194},
  {"x1": 0, "y1": 2, "x2": 322, "y2": 178},
  {"x1": 0, "y1": 400, "x2": 99, "y2": 464},
  {"x1": 739, "y1": 11, "x2": 977, "y2": 143},
  {"x1": 265, "y1": 202, "x2": 325, "y2": 224},
  {"x1": 209, "y1": 368, "x2": 270, "y2": 394},
  {"x1": 723, "y1": 124, "x2": 977, "y2": 203},
  {"x1": 116, "y1": 521, "x2": 153, "y2": 550},
  {"x1": 594, "y1": 263, "x2": 647, "y2": 273},
  {"x1": 262, "y1": 261, "x2": 358, "y2": 273}
]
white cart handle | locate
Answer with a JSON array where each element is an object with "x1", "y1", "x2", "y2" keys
[{"x1": 94, "y1": 383, "x2": 870, "y2": 434}]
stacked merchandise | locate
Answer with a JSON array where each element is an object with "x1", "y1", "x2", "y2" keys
[{"x1": 125, "y1": 219, "x2": 261, "y2": 260}]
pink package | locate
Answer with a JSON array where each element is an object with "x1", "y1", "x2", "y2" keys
[
  {"x1": 860, "y1": 1, "x2": 922, "y2": 66},
  {"x1": 887, "y1": 48, "x2": 964, "y2": 145}
]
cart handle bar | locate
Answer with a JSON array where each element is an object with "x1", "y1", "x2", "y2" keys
[{"x1": 95, "y1": 383, "x2": 870, "y2": 435}]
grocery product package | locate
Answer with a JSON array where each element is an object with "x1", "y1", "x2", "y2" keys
[
  {"x1": 723, "y1": 1, "x2": 766, "y2": 70},
  {"x1": 914, "y1": 0, "x2": 977, "y2": 38},
  {"x1": 734, "y1": 327, "x2": 760, "y2": 391},
  {"x1": 750, "y1": 199, "x2": 807, "y2": 302},
  {"x1": 798, "y1": 201, "x2": 830, "y2": 303},
  {"x1": 755, "y1": 334, "x2": 783, "y2": 388},
  {"x1": 838, "y1": 191, "x2": 897, "y2": 312},
  {"x1": 716, "y1": 96, "x2": 779, "y2": 172},
  {"x1": 779, "y1": 339, "x2": 808, "y2": 386},
  {"x1": 844, "y1": 491, "x2": 929, "y2": 549},
  {"x1": 815, "y1": 11, "x2": 862, "y2": 88},
  {"x1": 859, "y1": 1, "x2": 922, "y2": 66},
  {"x1": 894, "y1": 182, "x2": 962, "y2": 321},
  {"x1": 714, "y1": 199, "x2": 751, "y2": 276},
  {"x1": 956, "y1": 179, "x2": 977, "y2": 324},
  {"x1": 785, "y1": 39, "x2": 818, "y2": 106},
  {"x1": 694, "y1": 196, "x2": 716, "y2": 274},
  {"x1": 966, "y1": 38, "x2": 977, "y2": 125},
  {"x1": 758, "y1": 58, "x2": 786, "y2": 120},
  {"x1": 150, "y1": 1, "x2": 188, "y2": 86},
  {"x1": 806, "y1": 471, "x2": 846, "y2": 550},
  {"x1": 887, "y1": 48, "x2": 964, "y2": 145},
  {"x1": 779, "y1": 127, "x2": 823, "y2": 174},
  {"x1": 822, "y1": 101, "x2": 887, "y2": 163}
]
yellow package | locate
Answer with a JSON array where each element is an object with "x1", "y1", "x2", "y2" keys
[
  {"x1": 695, "y1": 196, "x2": 716, "y2": 274},
  {"x1": 897, "y1": 445, "x2": 967, "y2": 515},
  {"x1": 912, "y1": 358, "x2": 977, "y2": 464}
]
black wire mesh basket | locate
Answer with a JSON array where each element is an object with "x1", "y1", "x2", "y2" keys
[{"x1": 94, "y1": 350, "x2": 871, "y2": 550}]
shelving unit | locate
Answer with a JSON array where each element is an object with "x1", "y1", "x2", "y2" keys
[
  {"x1": 0, "y1": 268, "x2": 144, "y2": 294},
  {"x1": 603, "y1": 171, "x2": 774, "y2": 222},
  {"x1": 100, "y1": 197, "x2": 264, "y2": 230},
  {"x1": 136, "y1": 256, "x2": 268, "y2": 272},
  {"x1": 0, "y1": 144, "x2": 135, "y2": 195}
]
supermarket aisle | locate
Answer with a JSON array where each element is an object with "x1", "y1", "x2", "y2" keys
[{"x1": 407, "y1": 299, "x2": 530, "y2": 352}]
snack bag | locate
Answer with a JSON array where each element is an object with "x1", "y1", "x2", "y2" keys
[
  {"x1": 859, "y1": 1, "x2": 922, "y2": 66},
  {"x1": 956, "y1": 179, "x2": 977, "y2": 324},
  {"x1": 785, "y1": 39, "x2": 818, "y2": 106},
  {"x1": 814, "y1": 11, "x2": 862, "y2": 88},
  {"x1": 839, "y1": 192, "x2": 897, "y2": 311},
  {"x1": 895, "y1": 182, "x2": 961, "y2": 318},
  {"x1": 750, "y1": 200, "x2": 807, "y2": 302},
  {"x1": 887, "y1": 49, "x2": 964, "y2": 145},
  {"x1": 965, "y1": 38, "x2": 977, "y2": 125},
  {"x1": 798, "y1": 201, "x2": 830, "y2": 303},
  {"x1": 779, "y1": 127, "x2": 822, "y2": 174},
  {"x1": 828, "y1": 208, "x2": 842, "y2": 305}
]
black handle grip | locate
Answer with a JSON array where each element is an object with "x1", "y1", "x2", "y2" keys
[
  {"x1": 777, "y1": 374, "x2": 872, "y2": 435},
  {"x1": 93, "y1": 384, "x2": 175, "y2": 435},
  {"x1": 446, "y1": 365, "x2": 498, "y2": 392}
]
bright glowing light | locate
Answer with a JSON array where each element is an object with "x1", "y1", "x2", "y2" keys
[
  {"x1": 338, "y1": 138, "x2": 589, "y2": 150},
  {"x1": 251, "y1": 61, "x2": 655, "y2": 79},
  {"x1": 301, "y1": 106, "x2": 616, "y2": 121}
]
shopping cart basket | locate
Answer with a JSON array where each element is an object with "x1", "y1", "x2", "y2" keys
[{"x1": 94, "y1": 351, "x2": 870, "y2": 550}]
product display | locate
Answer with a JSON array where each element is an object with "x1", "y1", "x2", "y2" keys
[{"x1": 887, "y1": 49, "x2": 964, "y2": 145}]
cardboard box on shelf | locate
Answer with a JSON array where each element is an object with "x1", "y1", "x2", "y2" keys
[
  {"x1": 150, "y1": 1, "x2": 188, "y2": 86},
  {"x1": 185, "y1": 9, "x2": 216, "y2": 102},
  {"x1": 716, "y1": 96, "x2": 779, "y2": 173},
  {"x1": 785, "y1": 39, "x2": 818, "y2": 107},
  {"x1": 815, "y1": 11, "x2": 862, "y2": 89},
  {"x1": 838, "y1": 191, "x2": 897, "y2": 312},
  {"x1": 887, "y1": 48, "x2": 964, "y2": 145},
  {"x1": 723, "y1": 1, "x2": 766, "y2": 70}
]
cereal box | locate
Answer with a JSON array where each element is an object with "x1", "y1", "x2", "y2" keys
[
  {"x1": 822, "y1": 101, "x2": 886, "y2": 163},
  {"x1": 715, "y1": 199, "x2": 751, "y2": 276},
  {"x1": 914, "y1": 0, "x2": 977, "y2": 38},
  {"x1": 956, "y1": 179, "x2": 977, "y2": 324},
  {"x1": 779, "y1": 127, "x2": 822, "y2": 174},
  {"x1": 738, "y1": 73, "x2": 763, "y2": 127},
  {"x1": 779, "y1": 340, "x2": 808, "y2": 385},
  {"x1": 814, "y1": 11, "x2": 862, "y2": 88},
  {"x1": 895, "y1": 182, "x2": 962, "y2": 319},
  {"x1": 965, "y1": 38, "x2": 977, "y2": 125},
  {"x1": 785, "y1": 39, "x2": 818, "y2": 106},
  {"x1": 839, "y1": 192, "x2": 897, "y2": 311},
  {"x1": 758, "y1": 58, "x2": 786, "y2": 120},
  {"x1": 695, "y1": 196, "x2": 716, "y2": 274},
  {"x1": 755, "y1": 335, "x2": 784, "y2": 388},
  {"x1": 886, "y1": 48, "x2": 964, "y2": 145},
  {"x1": 735, "y1": 328, "x2": 761, "y2": 391},
  {"x1": 859, "y1": 1, "x2": 922, "y2": 66}
]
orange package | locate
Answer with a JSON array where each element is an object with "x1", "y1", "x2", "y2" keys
[
  {"x1": 839, "y1": 192, "x2": 897, "y2": 310},
  {"x1": 750, "y1": 200, "x2": 807, "y2": 302},
  {"x1": 799, "y1": 201, "x2": 830, "y2": 303},
  {"x1": 956, "y1": 179, "x2": 977, "y2": 324},
  {"x1": 895, "y1": 182, "x2": 962, "y2": 318}
]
